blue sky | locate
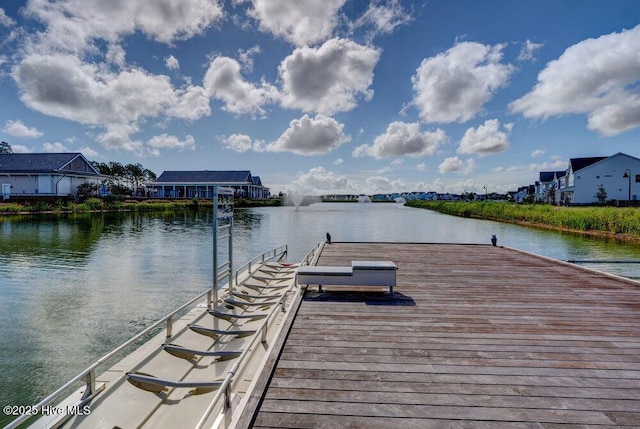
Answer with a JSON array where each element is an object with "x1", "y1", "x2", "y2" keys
[{"x1": 1, "y1": 0, "x2": 639, "y2": 195}]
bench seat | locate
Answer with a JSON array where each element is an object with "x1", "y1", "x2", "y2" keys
[{"x1": 296, "y1": 261, "x2": 397, "y2": 294}]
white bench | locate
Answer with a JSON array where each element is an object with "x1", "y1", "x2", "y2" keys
[{"x1": 296, "y1": 260, "x2": 397, "y2": 294}]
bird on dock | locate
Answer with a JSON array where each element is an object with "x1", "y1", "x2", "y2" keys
[
  {"x1": 491, "y1": 235, "x2": 497, "y2": 246},
  {"x1": 326, "y1": 232, "x2": 332, "y2": 244}
]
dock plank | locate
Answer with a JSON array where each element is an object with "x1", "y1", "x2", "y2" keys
[{"x1": 245, "y1": 243, "x2": 640, "y2": 427}]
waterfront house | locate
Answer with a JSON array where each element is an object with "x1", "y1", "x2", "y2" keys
[
  {"x1": 559, "y1": 153, "x2": 640, "y2": 205},
  {"x1": 146, "y1": 170, "x2": 270, "y2": 199},
  {"x1": 0, "y1": 152, "x2": 101, "y2": 200},
  {"x1": 512, "y1": 185, "x2": 534, "y2": 203},
  {"x1": 535, "y1": 171, "x2": 566, "y2": 204}
]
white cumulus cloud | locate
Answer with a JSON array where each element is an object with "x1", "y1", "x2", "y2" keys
[
  {"x1": 267, "y1": 114, "x2": 350, "y2": 155},
  {"x1": 510, "y1": 24, "x2": 640, "y2": 136},
  {"x1": 9, "y1": 0, "x2": 223, "y2": 156},
  {"x1": 43, "y1": 141, "x2": 70, "y2": 152},
  {"x1": 279, "y1": 38, "x2": 381, "y2": 115},
  {"x1": 438, "y1": 156, "x2": 476, "y2": 175},
  {"x1": 364, "y1": 175, "x2": 406, "y2": 193},
  {"x1": 222, "y1": 133, "x2": 265, "y2": 153},
  {"x1": 147, "y1": 134, "x2": 195, "y2": 150},
  {"x1": 13, "y1": 53, "x2": 210, "y2": 153},
  {"x1": 350, "y1": 0, "x2": 412, "y2": 39},
  {"x1": 22, "y1": 0, "x2": 224, "y2": 55},
  {"x1": 457, "y1": 119, "x2": 512, "y2": 157},
  {"x1": 165, "y1": 55, "x2": 180, "y2": 71},
  {"x1": 353, "y1": 121, "x2": 448, "y2": 159},
  {"x1": 291, "y1": 166, "x2": 359, "y2": 194},
  {"x1": 3, "y1": 120, "x2": 43, "y2": 138},
  {"x1": 411, "y1": 41, "x2": 515, "y2": 123},
  {"x1": 246, "y1": 0, "x2": 345, "y2": 46},
  {"x1": 204, "y1": 56, "x2": 277, "y2": 116}
]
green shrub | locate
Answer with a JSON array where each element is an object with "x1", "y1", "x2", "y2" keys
[{"x1": 85, "y1": 198, "x2": 105, "y2": 211}]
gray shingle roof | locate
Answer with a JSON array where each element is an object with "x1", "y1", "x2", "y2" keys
[
  {"x1": 0, "y1": 153, "x2": 98, "y2": 175},
  {"x1": 155, "y1": 171, "x2": 253, "y2": 183}
]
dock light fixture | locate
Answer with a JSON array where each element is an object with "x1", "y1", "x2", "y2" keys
[{"x1": 623, "y1": 169, "x2": 631, "y2": 203}]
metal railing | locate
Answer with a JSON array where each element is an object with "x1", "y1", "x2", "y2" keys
[
  {"x1": 234, "y1": 244, "x2": 288, "y2": 286},
  {"x1": 5, "y1": 245, "x2": 290, "y2": 429},
  {"x1": 301, "y1": 241, "x2": 324, "y2": 266},
  {"x1": 194, "y1": 280, "x2": 291, "y2": 429},
  {"x1": 194, "y1": 242, "x2": 323, "y2": 429}
]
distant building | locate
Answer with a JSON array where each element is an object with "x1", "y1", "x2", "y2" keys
[
  {"x1": 535, "y1": 171, "x2": 566, "y2": 204},
  {"x1": 0, "y1": 152, "x2": 101, "y2": 200},
  {"x1": 146, "y1": 170, "x2": 270, "y2": 199},
  {"x1": 560, "y1": 153, "x2": 640, "y2": 205}
]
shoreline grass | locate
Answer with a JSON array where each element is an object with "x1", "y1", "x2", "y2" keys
[
  {"x1": 0, "y1": 197, "x2": 282, "y2": 216},
  {"x1": 406, "y1": 200, "x2": 640, "y2": 242}
]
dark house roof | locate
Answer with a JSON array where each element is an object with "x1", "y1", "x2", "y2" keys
[
  {"x1": 155, "y1": 171, "x2": 255, "y2": 184},
  {"x1": 570, "y1": 157, "x2": 607, "y2": 172},
  {"x1": 539, "y1": 170, "x2": 567, "y2": 182},
  {"x1": 252, "y1": 176, "x2": 262, "y2": 186},
  {"x1": 0, "y1": 153, "x2": 99, "y2": 175},
  {"x1": 539, "y1": 172, "x2": 554, "y2": 182}
]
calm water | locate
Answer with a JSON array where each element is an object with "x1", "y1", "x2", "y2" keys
[{"x1": 2, "y1": 202, "x2": 640, "y2": 425}]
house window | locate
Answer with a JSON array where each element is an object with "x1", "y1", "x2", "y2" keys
[{"x1": 635, "y1": 174, "x2": 640, "y2": 183}]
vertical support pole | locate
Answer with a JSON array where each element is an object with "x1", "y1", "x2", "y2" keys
[
  {"x1": 212, "y1": 185, "x2": 219, "y2": 310},
  {"x1": 228, "y1": 214, "x2": 233, "y2": 293},
  {"x1": 82, "y1": 370, "x2": 96, "y2": 400},
  {"x1": 166, "y1": 315, "x2": 173, "y2": 338}
]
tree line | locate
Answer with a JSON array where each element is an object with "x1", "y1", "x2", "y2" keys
[{"x1": 89, "y1": 161, "x2": 157, "y2": 195}]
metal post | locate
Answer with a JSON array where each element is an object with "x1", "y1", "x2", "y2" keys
[
  {"x1": 623, "y1": 169, "x2": 631, "y2": 206},
  {"x1": 83, "y1": 370, "x2": 96, "y2": 400},
  {"x1": 212, "y1": 186, "x2": 219, "y2": 309},
  {"x1": 228, "y1": 214, "x2": 233, "y2": 292},
  {"x1": 166, "y1": 315, "x2": 173, "y2": 338}
]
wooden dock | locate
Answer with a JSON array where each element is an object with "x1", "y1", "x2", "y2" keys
[{"x1": 238, "y1": 242, "x2": 640, "y2": 428}]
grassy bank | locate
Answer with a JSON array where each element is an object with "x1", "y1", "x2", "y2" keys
[
  {"x1": 406, "y1": 200, "x2": 640, "y2": 240},
  {"x1": 0, "y1": 197, "x2": 283, "y2": 216}
]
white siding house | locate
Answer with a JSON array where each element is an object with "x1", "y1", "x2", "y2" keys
[
  {"x1": 0, "y1": 153, "x2": 102, "y2": 200},
  {"x1": 535, "y1": 171, "x2": 566, "y2": 204},
  {"x1": 560, "y1": 153, "x2": 640, "y2": 205}
]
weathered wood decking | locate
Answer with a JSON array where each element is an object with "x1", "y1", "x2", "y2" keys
[{"x1": 242, "y1": 242, "x2": 640, "y2": 428}]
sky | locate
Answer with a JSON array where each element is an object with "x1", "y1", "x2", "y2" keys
[{"x1": 1, "y1": 0, "x2": 639, "y2": 196}]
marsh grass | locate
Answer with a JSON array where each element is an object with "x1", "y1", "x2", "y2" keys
[
  {"x1": 407, "y1": 201, "x2": 640, "y2": 238},
  {"x1": 0, "y1": 199, "x2": 214, "y2": 215},
  {"x1": 1, "y1": 197, "x2": 281, "y2": 216}
]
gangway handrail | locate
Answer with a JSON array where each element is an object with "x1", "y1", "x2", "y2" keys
[
  {"x1": 5, "y1": 245, "x2": 289, "y2": 429},
  {"x1": 234, "y1": 244, "x2": 288, "y2": 285},
  {"x1": 194, "y1": 278, "x2": 292, "y2": 429},
  {"x1": 194, "y1": 241, "x2": 324, "y2": 429}
]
